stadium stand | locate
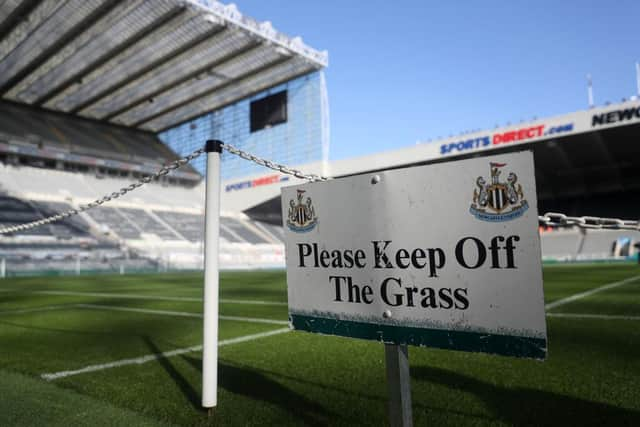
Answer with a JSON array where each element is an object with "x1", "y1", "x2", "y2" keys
[
  {"x1": 0, "y1": 157, "x2": 287, "y2": 274},
  {"x1": 31, "y1": 201, "x2": 91, "y2": 238},
  {"x1": 2, "y1": 146, "x2": 638, "y2": 275},
  {"x1": 0, "y1": 0, "x2": 635, "y2": 282},
  {"x1": 0, "y1": 195, "x2": 51, "y2": 236},
  {"x1": 0, "y1": 0, "x2": 328, "y2": 276},
  {"x1": 540, "y1": 230, "x2": 582, "y2": 261},
  {"x1": 0, "y1": 101, "x2": 188, "y2": 169}
]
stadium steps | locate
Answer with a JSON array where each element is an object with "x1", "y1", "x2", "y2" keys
[
  {"x1": 220, "y1": 217, "x2": 271, "y2": 245},
  {"x1": 145, "y1": 210, "x2": 187, "y2": 241},
  {"x1": 253, "y1": 220, "x2": 284, "y2": 244},
  {"x1": 118, "y1": 208, "x2": 183, "y2": 241}
]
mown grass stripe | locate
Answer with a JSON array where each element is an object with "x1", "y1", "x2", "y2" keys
[
  {"x1": 545, "y1": 274, "x2": 640, "y2": 310},
  {"x1": 41, "y1": 328, "x2": 290, "y2": 381},
  {"x1": 0, "y1": 289, "x2": 286, "y2": 305},
  {"x1": 547, "y1": 313, "x2": 640, "y2": 321},
  {"x1": 220, "y1": 298, "x2": 287, "y2": 306}
]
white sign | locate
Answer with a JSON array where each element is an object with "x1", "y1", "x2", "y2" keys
[{"x1": 282, "y1": 151, "x2": 547, "y2": 359}]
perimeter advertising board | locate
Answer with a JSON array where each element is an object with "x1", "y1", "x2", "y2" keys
[{"x1": 282, "y1": 151, "x2": 547, "y2": 359}]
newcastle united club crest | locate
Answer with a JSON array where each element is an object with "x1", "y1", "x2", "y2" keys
[
  {"x1": 470, "y1": 162, "x2": 529, "y2": 222},
  {"x1": 287, "y1": 190, "x2": 318, "y2": 232}
]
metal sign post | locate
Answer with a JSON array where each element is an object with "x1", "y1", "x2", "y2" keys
[
  {"x1": 202, "y1": 140, "x2": 223, "y2": 412},
  {"x1": 385, "y1": 344, "x2": 413, "y2": 427}
]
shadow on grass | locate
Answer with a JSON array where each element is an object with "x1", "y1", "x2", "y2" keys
[
  {"x1": 183, "y1": 355, "x2": 335, "y2": 426},
  {"x1": 412, "y1": 366, "x2": 640, "y2": 426},
  {"x1": 142, "y1": 336, "x2": 202, "y2": 412},
  {"x1": 548, "y1": 320, "x2": 640, "y2": 361},
  {"x1": 215, "y1": 359, "x2": 497, "y2": 424}
]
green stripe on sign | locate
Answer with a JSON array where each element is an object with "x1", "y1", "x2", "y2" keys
[{"x1": 290, "y1": 314, "x2": 547, "y2": 360}]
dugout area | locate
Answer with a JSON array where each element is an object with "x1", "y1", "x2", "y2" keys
[{"x1": 0, "y1": 266, "x2": 639, "y2": 425}]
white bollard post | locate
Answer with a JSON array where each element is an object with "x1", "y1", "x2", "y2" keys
[
  {"x1": 202, "y1": 140, "x2": 222, "y2": 411},
  {"x1": 120, "y1": 264, "x2": 124, "y2": 275},
  {"x1": 1, "y1": 257, "x2": 5, "y2": 278}
]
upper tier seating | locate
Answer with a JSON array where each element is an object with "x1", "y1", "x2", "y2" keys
[
  {"x1": 0, "y1": 163, "x2": 204, "y2": 208},
  {"x1": 0, "y1": 101, "x2": 185, "y2": 166}
]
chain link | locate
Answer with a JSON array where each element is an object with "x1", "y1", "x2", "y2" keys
[
  {"x1": 221, "y1": 142, "x2": 329, "y2": 182},
  {"x1": 0, "y1": 147, "x2": 205, "y2": 235},
  {"x1": 1, "y1": 141, "x2": 638, "y2": 234},
  {"x1": 538, "y1": 213, "x2": 639, "y2": 231}
]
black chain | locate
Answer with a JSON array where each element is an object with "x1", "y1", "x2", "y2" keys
[{"x1": 2, "y1": 143, "x2": 638, "y2": 234}]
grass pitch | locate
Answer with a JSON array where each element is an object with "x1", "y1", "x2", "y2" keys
[{"x1": 1, "y1": 265, "x2": 639, "y2": 426}]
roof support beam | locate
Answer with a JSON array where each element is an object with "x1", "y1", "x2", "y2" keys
[
  {"x1": 589, "y1": 131, "x2": 624, "y2": 193},
  {"x1": 33, "y1": 5, "x2": 187, "y2": 106},
  {"x1": 0, "y1": 0, "x2": 42, "y2": 42},
  {"x1": 0, "y1": 0, "x2": 122, "y2": 96},
  {"x1": 154, "y1": 65, "x2": 315, "y2": 133},
  {"x1": 102, "y1": 41, "x2": 264, "y2": 122},
  {"x1": 69, "y1": 26, "x2": 227, "y2": 114},
  {"x1": 551, "y1": 140, "x2": 587, "y2": 197},
  {"x1": 132, "y1": 55, "x2": 293, "y2": 128}
]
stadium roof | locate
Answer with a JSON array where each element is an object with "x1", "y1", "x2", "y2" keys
[
  {"x1": 0, "y1": 0, "x2": 327, "y2": 133},
  {"x1": 327, "y1": 99, "x2": 640, "y2": 210}
]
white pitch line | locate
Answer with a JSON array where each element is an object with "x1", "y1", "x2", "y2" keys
[
  {"x1": 77, "y1": 304, "x2": 202, "y2": 318},
  {"x1": 0, "y1": 289, "x2": 287, "y2": 306},
  {"x1": 545, "y1": 274, "x2": 640, "y2": 310},
  {"x1": 220, "y1": 298, "x2": 287, "y2": 306},
  {"x1": 41, "y1": 328, "x2": 291, "y2": 381},
  {"x1": 546, "y1": 313, "x2": 640, "y2": 321},
  {"x1": 218, "y1": 315, "x2": 288, "y2": 326},
  {"x1": 78, "y1": 304, "x2": 288, "y2": 325}
]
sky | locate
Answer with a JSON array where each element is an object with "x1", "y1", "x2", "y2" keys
[{"x1": 233, "y1": 0, "x2": 640, "y2": 161}]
